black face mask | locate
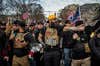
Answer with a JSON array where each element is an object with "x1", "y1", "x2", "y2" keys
[
  {"x1": 14, "y1": 29, "x2": 19, "y2": 33},
  {"x1": 50, "y1": 23, "x2": 55, "y2": 28}
]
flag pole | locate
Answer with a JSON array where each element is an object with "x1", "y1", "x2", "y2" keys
[{"x1": 79, "y1": 5, "x2": 82, "y2": 20}]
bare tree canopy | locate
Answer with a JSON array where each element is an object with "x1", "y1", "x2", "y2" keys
[{"x1": 0, "y1": 0, "x2": 45, "y2": 22}]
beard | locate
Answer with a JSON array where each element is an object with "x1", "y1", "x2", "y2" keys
[
  {"x1": 14, "y1": 29, "x2": 19, "y2": 33},
  {"x1": 49, "y1": 23, "x2": 56, "y2": 28}
]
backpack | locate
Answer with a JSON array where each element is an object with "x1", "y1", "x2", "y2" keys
[{"x1": 45, "y1": 27, "x2": 59, "y2": 46}]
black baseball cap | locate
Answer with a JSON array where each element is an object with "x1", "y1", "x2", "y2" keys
[
  {"x1": 13, "y1": 20, "x2": 26, "y2": 27},
  {"x1": 75, "y1": 20, "x2": 84, "y2": 26}
]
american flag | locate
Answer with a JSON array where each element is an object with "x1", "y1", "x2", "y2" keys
[
  {"x1": 67, "y1": 11, "x2": 74, "y2": 21},
  {"x1": 67, "y1": 7, "x2": 81, "y2": 23},
  {"x1": 72, "y1": 7, "x2": 81, "y2": 23}
]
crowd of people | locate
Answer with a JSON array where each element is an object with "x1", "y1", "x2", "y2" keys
[{"x1": 0, "y1": 17, "x2": 100, "y2": 66}]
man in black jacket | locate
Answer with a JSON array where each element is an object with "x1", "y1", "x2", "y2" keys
[
  {"x1": 62, "y1": 20, "x2": 75, "y2": 66},
  {"x1": 89, "y1": 21, "x2": 100, "y2": 66},
  {"x1": 71, "y1": 20, "x2": 90, "y2": 66}
]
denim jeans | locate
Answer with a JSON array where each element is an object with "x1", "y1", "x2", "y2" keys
[{"x1": 64, "y1": 48, "x2": 71, "y2": 66}]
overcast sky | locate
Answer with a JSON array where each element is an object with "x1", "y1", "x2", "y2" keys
[{"x1": 39, "y1": 0, "x2": 100, "y2": 16}]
